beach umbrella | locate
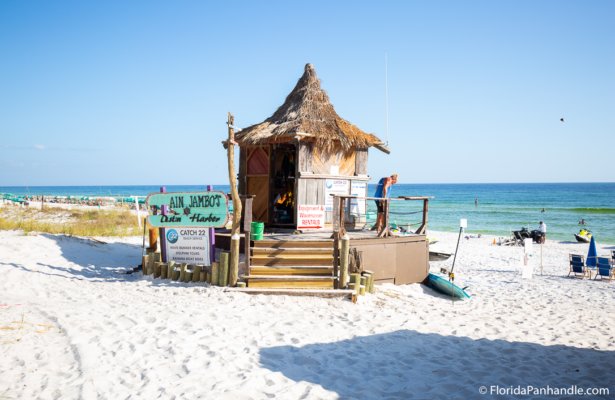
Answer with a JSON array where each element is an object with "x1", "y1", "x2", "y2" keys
[{"x1": 587, "y1": 235, "x2": 597, "y2": 267}]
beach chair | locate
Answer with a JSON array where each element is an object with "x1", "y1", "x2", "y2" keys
[
  {"x1": 594, "y1": 257, "x2": 614, "y2": 281},
  {"x1": 568, "y1": 254, "x2": 591, "y2": 279}
]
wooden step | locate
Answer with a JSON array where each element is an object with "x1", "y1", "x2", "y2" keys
[
  {"x1": 249, "y1": 265, "x2": 334, "y2": 276},
  {"x1": 225, "y1": 287, "x2": 355, "y2": 300},
  {"x1": 251, "y1": 247, "x2": 333, "y2": 256},
  {"x1": 252, "y1": 240, "x2": 333, "y2": 249},
  {"x1": 245, "y1": 275, "x2": 335, "y2": 289},
  {"x1": 251, "y1": 255, "x2": 333, "y2": 267}
]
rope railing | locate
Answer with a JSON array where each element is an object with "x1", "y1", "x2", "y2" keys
[{"x1": 331, "y1": 195, "x2": 432, "y2": 238}]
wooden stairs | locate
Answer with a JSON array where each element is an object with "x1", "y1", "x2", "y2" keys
[{"x1": 244, "y1": 240, "x2": 336, "y2": 290}]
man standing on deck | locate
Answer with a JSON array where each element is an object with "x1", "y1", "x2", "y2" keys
[{"x1": 373, "y1": 173, "x2": 398, "y2": 234}]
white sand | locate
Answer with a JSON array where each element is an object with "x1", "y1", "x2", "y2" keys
[{"x1": 1, "y1": 230, "x2": 614, "y2": 399}]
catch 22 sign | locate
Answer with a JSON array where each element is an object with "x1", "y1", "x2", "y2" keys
[
  {"x1": 146, "y1": 191, "x2": 228, "y2": 228},
  {"x1": 165, "y1": 228, "x2": 210, "y2": 265}
]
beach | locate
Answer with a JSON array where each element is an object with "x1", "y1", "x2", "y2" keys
[{"x1": 1, "y1": 228, "x2": 614, "y2": 399}]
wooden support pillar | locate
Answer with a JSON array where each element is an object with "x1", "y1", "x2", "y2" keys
[
  {"x1": 339, "y1": 235, "x2": 350, "y2": 289},
  {"x1": 153, "y1": 261, "x2": 162, "y2": 278},
  {"x1": 166, "y1": 261, "x2": 175, "y2": 280},
  {"x1": 226, "y1": 113, "x2": 242, "y2": 287},
  {"x1": 148, "y1": 227, "x2": 159, "y2": 252},
  {"x1": 210, "y1": 262, "x2": 219, "y2": 285},
  {"x1": 416, "y1": 198, "x2": 429, "y2": 235},
  {"x1": 243, "y1": 196, "x2": 254, "y2": 273},
  {"x1": 219, "y1": 251, "x2": 229, "y2": 287},
  {"x1": 192, "y1": 265, "x2": 202, "y2": 282},
  {"x1": 179, "y1": 263, "x2": 187, "y2": 282},
  {"x1": 351, "y1": 273, "x2": 361, "y2": 296},
  {"x1": 183, "y1": 264, "x2": 192, "y2": 282},
  {"x1": 141, "y1": 254, "x2": 149, "y2": 275},
  {"x1": 378, "y1": 200, "x2": 391, "y2": 238}
]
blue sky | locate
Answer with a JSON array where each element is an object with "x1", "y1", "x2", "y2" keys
[{"x1": 0, "y1": 0, "x2": 613, "y2": 185}]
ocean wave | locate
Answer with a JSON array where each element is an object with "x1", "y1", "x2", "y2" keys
[{"x1": 566, "y1": 207, "x2": 615, "y2": 214}]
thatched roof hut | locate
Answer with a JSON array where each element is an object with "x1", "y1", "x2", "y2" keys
[
  {"x1": 236, "y1": 63, "x2": 390, "y2": 155},
  {"x1": 237, "y1": 63, "x2": 388, "y2": 227}
]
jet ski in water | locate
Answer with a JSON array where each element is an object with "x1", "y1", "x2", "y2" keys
[{"x1": 574, "y1": 229, "x2": 592, "y2": 243}]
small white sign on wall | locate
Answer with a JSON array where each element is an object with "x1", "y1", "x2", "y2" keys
[{"x1": 324, "y1": 179, "x2": 350, "y2": 212}]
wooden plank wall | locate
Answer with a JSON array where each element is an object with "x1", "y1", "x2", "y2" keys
[
  {"x1": 311, "y1": 150, "x2": 356, "y2": 176},
  {"x1": 355, "y1": 148, "x2": 368, "y2": 176},
  {"x1": 297, "y1": 142, "x2": 312, "y2": 173}
]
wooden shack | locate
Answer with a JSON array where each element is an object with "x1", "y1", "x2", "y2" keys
[{"x1": 236, "y1": 63, "x2": 390, "y2": 228}]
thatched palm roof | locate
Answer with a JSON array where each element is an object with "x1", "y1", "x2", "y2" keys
[{"x1": 236, "y1": 64, "x2": 390, "y2": 154}]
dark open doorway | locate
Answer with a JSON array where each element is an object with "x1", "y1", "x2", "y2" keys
[{"x1": 270, "y1": 144, "x2": 296, "y2": 226}]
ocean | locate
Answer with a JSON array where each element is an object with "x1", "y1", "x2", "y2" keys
[{"x1": 2, "y1": 183, "x2": 614, "y2": 244}]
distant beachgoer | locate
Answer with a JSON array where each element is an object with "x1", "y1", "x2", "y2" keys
[
  {"x1": 538, "y1": 221, "x2": 547, "y2": 243},
  {"x1": 475, "y1": 197, "x2": 478, "y2": 207},
  {"x1": 373, "y1": 173, "x2": 398, "y2": 233},
  {"x1": 579, "y1": 218, "x2": 586, "y2": 225},
  {"x1": 540, "y1": 208, "x2": 545, "y2": 213}
]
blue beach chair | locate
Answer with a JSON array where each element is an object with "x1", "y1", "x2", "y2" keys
[
  {"x1": 568, "y1": 254, "x2": 591, "y2": 279},
  {"x1": 594, "y1": 257, "x2": 614, "y2": 281}
]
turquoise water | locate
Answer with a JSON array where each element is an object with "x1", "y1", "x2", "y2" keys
[{"x1": 2, "y1": 183, "x2": 614, "y2": 244}]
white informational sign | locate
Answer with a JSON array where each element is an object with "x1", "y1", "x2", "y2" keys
[
  {"x1": 297, "y1": 205, "x2": 325, "y2": 229},
  {"x1": 521, "y1": 238, "x2": 533, "y2": 279},
  {"x1": 164, "y1": 228, "x2": 210, "y2": 265},
  {"x1": 324, "y1": 179, "x2": 350, "y2": 212},
  {"x1": 350, "y1": 182, "x2": 367, "y2": 216}
]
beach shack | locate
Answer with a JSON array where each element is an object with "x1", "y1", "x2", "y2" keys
[{"x1": 235, "y1": 63, "x2": 390, "y2": 228}]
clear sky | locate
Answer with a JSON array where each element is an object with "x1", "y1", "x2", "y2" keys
[{"x1": 1, "y1": 0, "x2": 613, "y2": 186}]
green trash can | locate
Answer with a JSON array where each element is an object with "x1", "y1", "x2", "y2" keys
[{"x1": 251, "y1": 221, "x2": 264, "y2": 241}]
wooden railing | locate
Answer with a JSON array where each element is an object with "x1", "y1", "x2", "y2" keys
[{"x1": 331, "y1": 195, "x2": 431, "y2": 238}]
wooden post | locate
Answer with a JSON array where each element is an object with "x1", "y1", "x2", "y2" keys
[
  {"x1": 166, "y1": 261, "x2": 175, "y2": 280},
  {"x1": 153, "y1": 262, "x2": 162, "y2": 278},
  {"x1": 219, "y1": 251, "x2": 229, "y2": 286},
  {"x1": 363, "y1": 271, "x2": 374, "y2": 293},
  {"x1": 416, "y1": 198, "x2": 429, "y2": 235},
  {"x1": 339, "y1": 197, "x2": 347, "y2": 237},
  {"x1": 141, "y1": 254, "x2": 149, "y2": 275},
  {"x1": 178, "y1": 263, "x2": 185, "y2": 281},
  {"x1": 184, "y1": 265, "x2": 194, "y2": 282},
  {"x1": 243, "y1": 196, "x2": 254, "y2": 273},
  {"x1": 340, "y1": 235, "x2": 350, "y2": 289},
  {"x1": 158, "y1": 186, "x2": 167, "y2": 262},
  {"x1": 379, "y1": 199, "x2": 390, "y2": 238},
  {"x1": 192, "y1": 265, "x2": 202, "y2": 282},
  {"x1": 352, "y1": 273, "x2": 361, "y2": 296},
  {"x1": 226, "y1": 113, "x2": 242, "y2": 287},
  {"x1": 211, "y1": 261, "x2": 219, "y2": 285},
  {"x1": 148, "y1": 227, "x2": 159, "y2": 252},
  {"x1": 160, "y1": 262, "x2": 168, "y2": 279}
]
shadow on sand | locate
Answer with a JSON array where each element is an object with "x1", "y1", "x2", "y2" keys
[
  {"x1": 260, "y1": 330, "x2": 614, "y2": 400},
  {"x1": 3, "y1": 234, "x2": 143, "y2": 282}
]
